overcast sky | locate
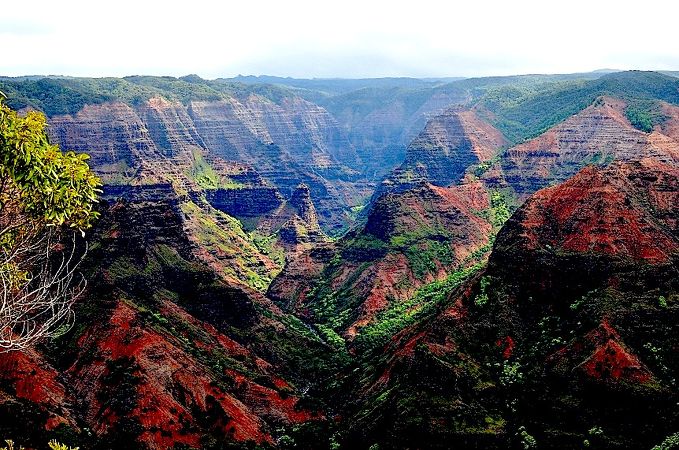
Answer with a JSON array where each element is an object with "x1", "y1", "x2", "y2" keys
[{"x1": 2, "y1": 0, "x2": 679, "y2": 79}]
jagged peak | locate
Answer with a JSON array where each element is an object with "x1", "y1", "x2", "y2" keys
[
  {"x1": 289, "y1": 183, "x2": 319, "y2": 230},
  {"x1": 291, "y1": 183, "x2": 311, "y2": 199}
]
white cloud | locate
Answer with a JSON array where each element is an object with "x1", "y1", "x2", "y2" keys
[{"x1": 1, "y1": 0, "x2": 678, "y2": 78}]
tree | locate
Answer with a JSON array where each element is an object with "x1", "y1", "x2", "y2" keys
[{"x1": 0, "y1": 94, "x2": 100, "y2": 351}]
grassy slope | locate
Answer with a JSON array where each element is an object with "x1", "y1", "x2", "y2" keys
[
  {"x1": 478, "y1": 71, "x2": 679, "y2": 142},
  {"x1": 0, "y1": 75, "x2": 297, "y2": 117}
]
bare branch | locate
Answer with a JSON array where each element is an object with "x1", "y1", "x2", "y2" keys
[{"x1": 0, "y1": 230, "x2": 88, "y2": 351}]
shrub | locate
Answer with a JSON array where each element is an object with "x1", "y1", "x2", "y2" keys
[
  {"x1": 652, "y1": 432, "x2": 679, "y2": 450},
  {"x1": 0, "y1": 440, "x2": 78, "y2": 450}
]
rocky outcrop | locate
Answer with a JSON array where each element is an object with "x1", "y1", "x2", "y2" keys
[
  {"x1": 267, "y1": 242, "x2": 337, "y2": 310},
  {"x1": 47, "y1": 95, "x2": 368, "y2": 232},
  {"x1": 490, "y1": 158, "x2": 679, "y2": 286},
  {"x1": 277, "y1": 180, "x2": 495, "y2": 337},
  {"x1": 0, "y1": 196, "x2": 330, "y2": 449},
  {"x1": 260, "y1": 184, "x2": 328, "y2": 255},
  {"x1": 288, "y1": 183, "x2": 321, "y2": 231},
  {"x1": 501, "y1": 97, "x2": 679, "y2": 196},
  {"x1": 548, "y1": 321, "x2": 656, "y2": 385},
  {"x1": 383, "y1": 108, "x2": 507, "y2": 191},
  {"x1": 335, "y1": 160, "x2": 679, "y2": 449},
  {"x1": 0, "y1": 348, "x2": 78, "y2": 436}
]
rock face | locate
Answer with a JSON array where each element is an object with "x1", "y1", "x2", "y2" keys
[
  {"x1": 187, "y1": 96, "x2": 360, "y2": 171},
  {"x1": 491, "y1": 158, "x2": 679, "y2": 286},
  {"x1": 272, "y1": 180, "x2": 495, "y2": 337},
  {"x1": 383, "y1": 108, "x2": 508, "y2": 191},
  {"x1": 334, "y1": 160, "x2": 679, "y2": 449},
  {"x1": 288, "y1": 184, "x2": 320, "y2": 229},
  {"x1": 479, "y1": 159, "x2": 679, "y2": 448},
  {"x1": 501, "y1": 97, "x2": 679, "y2": 196},
  {"x1": 317, "y1": 82, "x2": 472, "y2": 178},
  {"x1": 49, "y1": 102, "x2": 160, "y2": 182},
  {"x1": 268, "y1": 184, "x2": 328, "y2": 253},
  {"x1": 47, "y1": 95, "x2": 369, "y2": 232},
  {"x1": 205, "y1": 186, "x2": 284, "y2": 218},
  {"x1": 0, "y1": 194, "x2": 331, "y2": 449},
  {"x1": 267, "y1": 242, "x2": 337, "y2": 310},
  {"x1": 0, "y1": 347, "x2": 77, "y2": 438}
]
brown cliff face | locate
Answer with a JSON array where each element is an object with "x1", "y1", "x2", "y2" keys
[
  {"x1": 288, "y1": 183, "x2": 321, "y2": 231},
  {"x1": 0, "y1": 348, "x2": 78, "y2": 435},
  {"x1": 137, "y1": 97, "x2": 206, "y2": 159},
  {"x1": 0, "y1": 195, "x2": 329, "y2": 449},
  {"x1": 265, "y1": 183, "x2": 328, "y2": 256},
  {"x1": 48, "y1": 95, "x2": 369, "y2": 232},
  {"x1": 49, "y1": 102, "x2": 158, "y2": 183},
  {"x1": 658, "y1": 102, "x2": 679, "y2": 140},
  {"x1": 336, "y1": 160, "x2": 679, "y2": 449},
  {"x1": 501, "y1": 97, "x2": 679, "y2": 196},
  {"x1": 273, "y1": 180, "x2": 495, "y2": 338},
  {"x1": 267, "y1": 243, "x2": 337, "y2": 310},
  {"x1": 187, "y1": 95, "x2": 360, "y2": 171},
  {"x1": 384, "y1": 108, "x2": 508, "y2": 191},
  {"x1": 182, "y1": 94, "x2": 368, "y2": 233}
]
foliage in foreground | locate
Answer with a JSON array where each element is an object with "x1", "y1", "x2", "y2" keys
[
  {"x1": 1, "y1": 440, "x2": 78, "y2": 450},
  {"x1": 0, "y1": 96, "x2": 101, "y2": 349}
]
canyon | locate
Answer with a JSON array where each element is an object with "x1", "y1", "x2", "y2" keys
[{"x1": 0, "y1": 70, "x2": 677, "y2": 449}]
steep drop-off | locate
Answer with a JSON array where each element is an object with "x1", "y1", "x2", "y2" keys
[
  {"x1": 44, "y1": 87, "x2": 368, "y2": 232},
  {"x1": 335, "y1": 160, "x2": 678, "y2": 449},
  {"x1": 383, "y1": 108, "x2": 508, "y2": 191},
  {"x1": 270, "y1": 180, "x2": 501, "y2": 339},
  {"x1": 0, "y1": 191, "x2": 340, "y2": 450},
  {"x1": 500, "y1": 97, "x2": 679, "y2": 196}
]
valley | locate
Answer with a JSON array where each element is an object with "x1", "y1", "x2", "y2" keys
[{"x1": 0, "y1": 70, "x2": 677, "y2": 450}]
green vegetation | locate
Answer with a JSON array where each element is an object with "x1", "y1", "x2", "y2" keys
[
  {"x1": 316, "y1": 324, "x2": 347, "y2": 351},
  {"x1": 474, "y1": 276, "x2": 491, "y2": 307},
  {"x1": 652, "y1": 432, "x2": 679, "y2": 450},
  {"x1": 188, "y1": 148, "x2": 221, "y2": 189},
  {"x1": 344, "y1": 234, "x2": 389, "y2": 255},
  {"x1": 354, "y1": 263, "x2": 483, "y2": 351},
  {"x1": 479, "y1": 71, "x2": 679, "y2": 142},
  {"x1": 516, "y1": 426, "x2": 537, "y2": 450},
  {"x1": 499, "y1": 360, "x2": 524, "y2": 387},
  {"x1": 0, "y1": 75, "x2": 296, "y2": 117},
  {"x1": 186, "y1": 148, "x2": 244, "y2": 190},
  {"x1": 625, "y1": 99, "x2": 668, "y2": 132},
  {"x1": 0, "y1": 440, "x2": 78, "y2": 450},
  {"x1": 249, "y1": 230, "x2": 285, "y2": 268},
  {"x1": 404, "y1": 240, "x2": 455, "y2": 279},
  {"x1": 0, "y1": 98, "x2": 101, "y2": 349},
  {"x1": 627, "y1": 107, "x2": 654, "y2": 132},
  {"x1": 490, "y1": 190, "x2": 512, "y2": 227},
  {"x1": 179, "y1": 200, "x2": 280, "y2": 292},
  {"x1": 0, "y1": 98, "x2": 101, "y2": 231}
]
